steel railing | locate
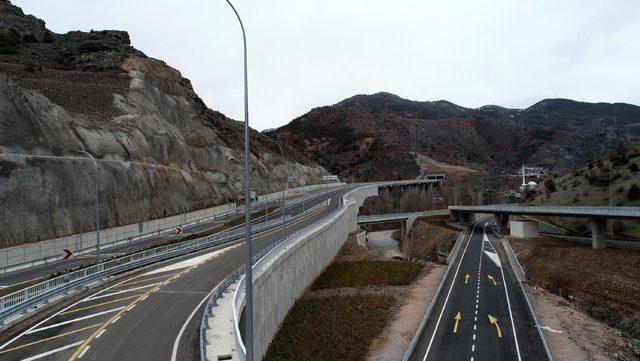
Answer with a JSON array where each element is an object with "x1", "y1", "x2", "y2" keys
[
  {"x1": 198, "y1": 181, "x2": 439, "y2": 361},
  {"x1": 198, "y1": 200, "x2": 331, "y2": 360},
  {"x1": 0, "y1": 213, "x2": 292, "y2": 324}
]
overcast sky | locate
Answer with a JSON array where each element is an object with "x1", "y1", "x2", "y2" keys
[{"x1": 14, "y1": 0, "x2": 640, "y2": 130}]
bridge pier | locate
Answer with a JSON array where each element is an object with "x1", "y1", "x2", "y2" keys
[
  {"x1": 456, "y1": 212, "x2": 472, "y2": 226},
  {"x1": 449, "y1": 210, "x2": 460, "y2": 223},
  {"x1": 400, "y1": 220, "x2": 408, "y2": 252},
  {"x1": 590, "y1": 218, "x2": 607, "y2": 249},
  {"x1": 493, "y1": 214, "x2": 510, "y2": 236}
]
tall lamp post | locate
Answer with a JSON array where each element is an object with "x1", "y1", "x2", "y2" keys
[
  {"x1": 223, "y1": 1, "x2": 254, "y2": 359},
  {"x1": 73, "y1": 150, "x2": 101, "y2": 265},
  {"x1": 264, "y1": 137, "x2": 286, "y2": 243}
]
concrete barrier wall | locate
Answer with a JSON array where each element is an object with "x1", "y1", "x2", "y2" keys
[
  {"x1": 0, "y1": 203, "x2": 236, "y2": 271},
  {"x1": 0, "y1": 183, "x2": 342, "y2": 272},
  {"x1": 248, "y1": 185, "x2": 377, "y2": 359}
]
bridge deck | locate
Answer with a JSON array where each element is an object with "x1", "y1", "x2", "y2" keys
[{"x1": 449, "y1": 205, "x2": 640, "y2": 219}]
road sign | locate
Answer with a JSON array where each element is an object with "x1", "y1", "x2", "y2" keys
[
  {"x1": 322, "y1": 175, "x2": 338, "y2": 181},
  {"x1": 287, "y1": 176, "x2": 294, "y2": 182},
  {"x1": 63, "y1": 249, "x2": 74, "y2": 260},
  {"x1": 176, "y1": 226, "x2": 183, "y2": 235}
]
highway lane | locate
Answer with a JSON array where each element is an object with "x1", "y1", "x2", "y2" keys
[
  {"x1": 409, "y1": 221, "x2": 548, "y2": 361},
  {"x1": 0, "y1": 187, "x2": 349, "y2": 361},
  {"x1": 0, "y1": 187, "x2": 331, "y2": 286}
]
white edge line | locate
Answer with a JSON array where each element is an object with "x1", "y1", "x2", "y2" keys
[
  {"x1": 26, "y1": 307, "x2": 124, "y2": 334},
  {"x1": 423, "y1": 223, "x2": 476, "y2": 360},
  {"x1": 20, "y1": 340, "x2": 84, "y2": 361},
  {"x1": 78, "y1": 345, "x2": 90, "y2": 359},
  {"x1": 0, "y1": 266, "x2": 154, "y2": 351},
  {"x1": 170, "y1": 288, "x2": 216, "y2": 361},
  {"x1": 485, "y1": 225, "x2": 522, "y2": 361},
  {"x1": 84, "y1": 283, "x2": 161, "y2": 301},
  {"x1": 0, "y1": 192, "x2": 334, "y2": 352}
]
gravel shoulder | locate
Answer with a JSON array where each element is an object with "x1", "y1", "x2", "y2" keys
[
  {"x1": 509, "y1": 236, "x2": 640, "y2": 360},
  {"x1": 365, "y1": 264, "x2": 446, "y2": 361},
  {"x1": 525, "y1": 283, "x2": 638, "y2": 360}
]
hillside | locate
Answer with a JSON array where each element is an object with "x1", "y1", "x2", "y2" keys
[
  {"x1": 530, "y1": 146, "x2": 640, "y2": 238},
  {"x1": 270, "y1": 92, "x2": 640, "y2": 181},
  {"x1": 0, "y1": 1, "x2": 323, "y2": 245}
]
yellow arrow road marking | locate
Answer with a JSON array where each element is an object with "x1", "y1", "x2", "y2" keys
[
  {"x1": 464, "y1": 274, "x2": 469, "y2": 284},
  {"x1": 488, "y1": 314, "x2": 502, "y2": 338},
  {"x1": 453, "y1": 312, "x2": 462, "y2": 333},
  {"x1": 487, "y1": 274, "x2": 497, "y2": 286}
]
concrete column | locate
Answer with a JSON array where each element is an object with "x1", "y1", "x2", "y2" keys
[
  {"x1": 400, "y1": 220, "x2": 408, "y2": 252},
  {"x1": 493, "y1": 214, "x2": 510, "y2": 235},
  {"x1": 459, "y1": 213, "x2": 471, "y2": 226},
  {"x1": 590, "y1": 218, "x2": 607, "y2": 249},
  {"x1": 449, "y1": 211, "x2": 460, "y2": 223}
]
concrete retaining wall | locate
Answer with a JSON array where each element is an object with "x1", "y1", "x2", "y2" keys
[
  {"x1": 509, "y1": 220, "x2": 540, "y2": 238},
  {"x1": 0, "y1": 202, "x2": 235, "y2": 271},
  {"x1": 248, "y1": 185, "x2": 377, "y2": 360},
  {"x1": 0, "y1": 183, "x2": 343, "y2": 273}
]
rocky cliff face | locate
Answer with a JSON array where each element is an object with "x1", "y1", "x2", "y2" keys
[
  {"x1": 271, "y1": 92, "x2": 640, "y2": 181},
  {"x1": 0, "y1": 1, "x2": 324, "y2": 246}
]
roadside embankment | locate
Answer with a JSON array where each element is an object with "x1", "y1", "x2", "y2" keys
[
  {"x1": 508, "y1": 236, "x2": 640, "y2": 359},
  {"x1": 406, "y1": 216, "x2": 459, "y2": 262},
  {"x1": 263, "y1": 234, "x2": 445, "y2": 361}
]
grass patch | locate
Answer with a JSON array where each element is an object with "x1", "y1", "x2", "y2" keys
[
  {"x1": 264, "y1": 294, "x2": 394, "y2": 361},
  {"x1": 311, "y1": 260, "x2": 423, "y2": 290}
]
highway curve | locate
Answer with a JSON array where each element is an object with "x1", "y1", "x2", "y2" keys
[
  {"x1": 409, "y1": 221, "x2": 549, "y2": 361},
  {"x1": 0, "y1": 187, "x2": 349, "y2": 361},
  {"x1": 0, "y1": 188, "x2": 329, "y2": 287}
]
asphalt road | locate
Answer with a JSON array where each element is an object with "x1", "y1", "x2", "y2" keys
[
  {"x1": 0, "y1": 187, "x2": 331, "y2": 286},
  {"x1": 0, "y1": 187, "x2": 349, "y2": 361},
  {"x1": 409, "y1": 221, "x2": 549, "y2": 361}
]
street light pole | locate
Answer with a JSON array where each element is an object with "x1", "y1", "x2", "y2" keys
[
  {"x1": 223, "y1": 1, "x2": 253, "y2": 359},
  {"x1": 263, "y1": 137, "x2": 286, "y2": 243}
]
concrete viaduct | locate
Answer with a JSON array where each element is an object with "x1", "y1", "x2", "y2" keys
[
  {"x1": 356, "y1": 210, "x2": 449, "y2": 250},
  {"x1": 449, "y1": 205, "x2": 640, "y2": 249}
]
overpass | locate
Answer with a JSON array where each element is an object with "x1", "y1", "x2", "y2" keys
[
  {"x1": 356, "y1": 210, "x2": 449, "y2": 250},
  {"x1": 0, "y1": 179, "x2": 441, "y2": 361},
  {"x1": 449, "y1": 205, "x2": 640, "y2": 249}
]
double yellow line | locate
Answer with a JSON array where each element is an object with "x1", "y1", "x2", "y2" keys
[{"x1": 67, "y1": 265, "x2": 197, "y2": 360}]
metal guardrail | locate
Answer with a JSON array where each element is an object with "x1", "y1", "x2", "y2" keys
[
  {"x1": 402, "y1": 229, "x2": 469, "y2": 361},
  {"x1": 198, "y1": 182, "x2": 435, "y2": 361},
  {"x1": 486, "y1": 226, "x2": 553, "y2": 361},
  {"x1": 0, "y1": 198, "x2": 291, "y2": 275},
  {"x1": 198, "y1": 201, "x2": 329, "y2": 361},
  {"x1": 0, "y1": 214, "x2": 292, "y2": 324}
]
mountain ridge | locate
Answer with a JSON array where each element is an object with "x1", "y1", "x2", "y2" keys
[
  {"x1": 0, "y1": 0, "x2": 323, "y2": 245},
  {"x1": 271, "y1": 92, "x2": 640, "y2": 181}
]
